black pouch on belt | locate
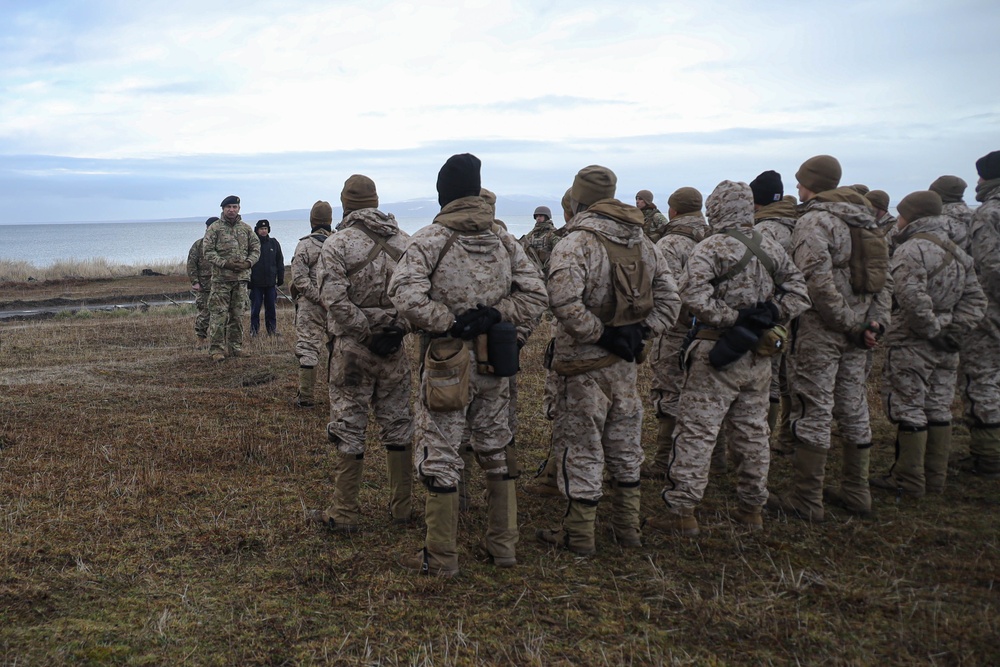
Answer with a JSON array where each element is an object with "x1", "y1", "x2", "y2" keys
[{"x1": 487, "y1": 322, "x2": 519, "y2": 377}]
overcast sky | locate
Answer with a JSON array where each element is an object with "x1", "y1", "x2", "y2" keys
[{"x1": 1, "y1": 0, "x2": 998, "y2": 223}]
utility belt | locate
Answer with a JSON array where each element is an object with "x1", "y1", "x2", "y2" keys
[
  {"x1": 423, "y1": 323, "x2": 519, "y2": 412},
  {"x1": 543, "y1": 338, "x2": 646, "y2": 377}
]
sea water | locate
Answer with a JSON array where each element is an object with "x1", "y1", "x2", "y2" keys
[{"x1": 1, "y1": 216, "x2": 541, "y2": 268}]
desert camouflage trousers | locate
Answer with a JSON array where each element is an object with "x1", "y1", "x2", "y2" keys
[
  {"x1": 208, "y1": 280, "x2": 248, "y2": 355},
  {"x1": 414, "y1": 350, "x2": 513, "y2": 489},
  {"x1": 326, "y1": 336, "x2": 414, "y2": 455},
  {"x1": 649, "y1": 332, "x2": 687, "y2": 419},
  {"x1": 194, "y1": 288, "x2": 211, "y2": 338},
  {"x1": 551, "y1": 360, "x2": 643, "y2": 503},
  {"x1": 294, "y1": 298, "x2": 327, "y2": 368},
  {"x1": 786, "y1": 314, "x2": 873, "y2": 449},
  {"x1": 769, "y1": 353, "x2": 789, "y2": 402},
  {"x1": 882, "y1": 341, "x2": 958, "y2": 428},
  {"x1": 961, "y1": 311, "x2": 1000, "y2": 426},
  {"x1": 663, "y1": 340, "x2": 771, "y2": 509}
]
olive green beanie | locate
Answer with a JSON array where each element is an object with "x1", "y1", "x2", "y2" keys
[
  {"x1": 796, "y1": 155, "x2": 842, "y2": 194},
  {"x1": 668, "y1": 187, "x2": 703, "y2": 215},
  {"x1": 866, "y1": 190, "x2": 890, "y2": 211},
  {"x1": 636, "y1": 189, "x2": 654, "y2": 205},
  {"x1": 341, "y1": 174, "x2": 378, "y2": 212},
  {"x1": 929, "y1": 175, "x2": 967, "y2": 204},
  {"x1": 310, "y1": 200, "x2": 333, "y2": 228},
  {"x1": 897, "y1": 190, "x2": 942, "y2": 223},
  {"x1": 560, "y1": 187, "x2": 574, "y2": 221},
  {"x1": 571, "y1": 165, "x2": 617, "y2": 207}
]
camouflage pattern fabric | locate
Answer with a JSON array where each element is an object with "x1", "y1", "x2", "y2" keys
[
  {"x1": 193, "y1": 289, "x2": 211, "y2": 339},
  {"x1": 785, "y1": 189, "x2": 893, "y2": 450},
  {"x1": 941, "y1": 201, "x2": 973, "y2": 253},
  {"x1": 187, "y1": 238, "x2": 213, "y2": 338},
  {"x1": 754, "y1": 197, "x2": 799, "y2": 401},
  {"x1": 202, "y1": 216, "x2": 259, "y2": 355},
  {"x1": 519, "y1": 218, "x2": 560, "y2": 278},
  {"x1": 963, "y1": 183, "x2": 1000, "y2": 425},
  {"x1": 292, "y1": 229, "x2": 332, "y2": 367},
  {"x1": 388, "y1": 196, "x2": 547, "y2": 489},
  {"x1": 207, "y1": 280, "x2": 249, "y2": 355},
  {"x1": 642, "y1": 207, "x2": 670, "y2": 243},
  {"x1": 663, "y1": 181, "x2": 810, "y2": 510}
]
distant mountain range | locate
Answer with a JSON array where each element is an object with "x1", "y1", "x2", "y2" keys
[{"x1": 157, "y1": 195, "x2": 561, "y2": 224}]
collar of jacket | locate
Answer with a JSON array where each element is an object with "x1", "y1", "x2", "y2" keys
[{"x1": 433, "y1": 196, "x2": 495, "y2": 232}]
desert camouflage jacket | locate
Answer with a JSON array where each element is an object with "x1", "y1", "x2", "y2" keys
[
  {"x1": 203, "y1": 216, "x2": 261, "y2": 282},
  {"x1": 291, "y1": 228, "x2": 332, "y2": 305},
  {"x1": 791, "y1": 188, "x2": 892, "y2": 334},
  {"x1": 388, "y1": 196, "x2": 547, "y2": 335},
  {"x1": 971, "y1": 181, "x2": 1000, "y2": 324},
  {"x1": 519, "y1": 218, "x2": 560, "y2": 277},
  {"x1": 642, "y1": 207, "x2": 670, "y2": 243},
  {"x1": 682, "y1": 181, "x2": 810, "y2": 329},
  {"x1": 547, "y1": 199, "x2": 680, "y2": 363},
  {"x1": 655, "y1": 212, "x2": 707, "y2": 334},
  {"x1": 941, "y1": 201, "x2": 973, "y2": 253},
  {"x1": 318, "y1": 208, "x2": 411, "y2": 341},
  {"x1": 754, "y1": 196, "x2": 799, "y2": 253},
  {"x1": 887, "y1": 215, "x2": 986, "y2": 342},
  {"x1": 186, "y1": 238, "x2": 213, "y2": 286}
]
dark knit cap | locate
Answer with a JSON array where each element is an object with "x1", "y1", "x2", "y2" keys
[
  {"x1": 897, "y1": 190, "x2": 942, "y2": 223},
  {"x1": 866, "y1": 190, "x2": 890, "y2": 211},
  {"x1": 533, "y1": 205, "x2": 552, "y2": 219},
  {"x1": 310, "y1": 200, "x2": 333, "y2": 228},
  {"x1": 976, "y1": 150, "x2": 1000, "y2": 180},
  {"x1": 220, "y1": 195, "x2": 240, "y2": 207},
  {"x1": 850, "y1": 184, "x2": 870, "y2": 196},
  {"x1": 929, "y1": 176, "x2": 967, "y2": 204},
  {"x1": 341, "y1": 174, "x2": 378, "y2": 212},
  {"x1": 255, "y1": 219, "x2": 270, "y2": 231},
  {"x1": 437, "y1": 153, "x2": 482, "y2": 207},
  {"x1": 205, "y1": 216, "x2": 219, "y2": 227},
  {"x1": 636, "y1": 189, "x2": 654, "y2": 204},
  {"x1": 795, "y1": 155, "x2": 842, "y2": 194},
  {"x1": 749, "y1": 171, "x2": 783, "y2": 206},
  {"x1": 571, "y1": 165, "x2": 617, "y2": 207},
  {"x1": 668, "y1": 187, "x2": 703, "y2": 214}
]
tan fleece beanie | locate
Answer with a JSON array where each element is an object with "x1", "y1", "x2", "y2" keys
[
  {"x1": 668, "y1": 187, "x2": 703, "y2": 215},
  {"x1": 636, "y1": 189, "x2": 654, "y2": 204},
  {"x1": 796, "y1": 155, "x2": 842, "y2": 194},
  {"x1": 341, "y1": 174, "x2": 378, "y2": 212},
  {"x1": 929, "y1": 175, "x2": 967, "y2": 204},
  {"x1": 310, "y1": 200, "x2": 333, "y2": 228},
  {"x1": 897, "y1": 191, "x2": 942, "y2": 223},
  {"x1": 571, "y1": 165, "x2": 617, "y2": 207},
  {"x1": 866, "y1": 190, "x2": 890, "y2": 211}
]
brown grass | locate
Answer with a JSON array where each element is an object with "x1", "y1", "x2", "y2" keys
[
  {"x1": 0, "y1": 258, "x2": 186, "y2": 283},
  {"x1": 0, "y1": 285, "x2": 998, "y2": 665}
]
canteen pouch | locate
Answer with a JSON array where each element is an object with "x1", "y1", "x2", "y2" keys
[
  {"x1": 487, "y1": 322, "x2": 519, "y2": 377},
  {"x1": 424, "y1": 337, "x2": 470, "y2": 412},
  {"x1": 754, "y1": 324, "x2": 789, "y2": 357}
]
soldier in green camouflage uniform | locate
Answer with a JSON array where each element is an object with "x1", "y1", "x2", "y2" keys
[
  {"x1": 203, "y1": 196, "x2": 260, "y2": 361},
  {"x1": 636, "y1": 189, "x2": 670, "y2": 243},
  {"x1": 519, "y1": 206, "x2": 561, "y2": 278},
  {"x1": 187, "y1": 216, "x2": 218, "y2": 344}
]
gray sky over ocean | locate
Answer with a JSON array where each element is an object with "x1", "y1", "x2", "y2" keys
[{"x1": 1, "y1": 0, "x2": 998, "y2": 224}]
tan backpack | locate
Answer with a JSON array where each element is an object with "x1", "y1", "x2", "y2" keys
[
  {"x1": 847, "y1": 226, "x2": 889, "y2": 294},
  {"x1": 585, "y1": 231, "x2": 654, "y2": 326}
]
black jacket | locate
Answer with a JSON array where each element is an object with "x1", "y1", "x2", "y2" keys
[{"x1": 250, "y1": 236, "x2": 285, "y2": 287}]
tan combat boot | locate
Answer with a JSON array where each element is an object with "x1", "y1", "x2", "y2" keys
[
  {"x1": 523, "y1": 454, "x2": 561, "y2": 497},
  {"x1": 732, "y1": 501, "x2": 763, "y2": 532},
  {"x1": 536, "y1": 500, "x2": 598, "y2": 556},
  {"x1": 323, "y1": 452, "x2": 364, "y2": 533},
  {"x1": 640, "y1": 416, "x2": 675, "y2": 479},
  {"x1": 967, "y1": 426, "x2": 1000, "y2": 479},
  {"x1": 644, "y1": 505, "x2": 699, "y2": 537},
  {"x1": 924, "y1": 422, "x2": 952, "y2": 494},
  {"x1": 479, "y1": 478, "x2": 518, "y2": 567},
  {"x1": 871, "y1": 427, "x2": 927, "y2": 498},
  {"x1": 295, "y1": 365, "x2": 316, "y2": 408},
  {"x1": 823, "y1": 442, "x2": 873, "y2": 517},
  {"x1": 766, "y1": 444, "x2": 828, "y2": 521},
  {"x1": 386, "y1": 445, "x2": 414, "y2": 524},
  {"x1": 608, "y1": 480, "x2": 642, "y2": 547},
  {"x1": 399, "y1": 487, "x2": 460, "y2": 577}
]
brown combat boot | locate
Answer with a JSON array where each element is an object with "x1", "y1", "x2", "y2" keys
[
  {"x1": 966, "y1": 426, "x2": 1000, "y2": 479},
  {"x1": 295, "y1": 365, "x2": 316, "y2": 407},
  {"x1": 640, "y1": 416, "x2": 675, "y2": 479},
  {"x1": 608, "y1": 480, "x2": 642, "y2": 547},
  {"x1": 924, "y1": 422, "x2": 952, "y2": 494},
  {"x1": 871, "y1": 427, "x2": 927, "y2": 498},
  {"x1": 731, "y1": 501, "x2": 763, "y2": 532},
  {"x1": 523, "y1": 454, "x2": 561, "y2": 497},
  {"x1": 824, "y1": 442, "x2": 873, "y2": 517},
  {"x1": 766, "y1": 444, "x2": 827, "y2": 521},
  {"x1": 324, "y1": 452, "x2": 364, "y2": 533},
  {"x1": 386, "y1": 445, "x2": 415, "y2": 524},
  {"x1": 536, "y1": 500, "x2": 598, "y2": 556},
  {"x1": 480, "y1": 478, "x2": 518, "y2": 567},
  {"x1": 398, "y1": 486, "x2": 460, "y2": 577},
  {"x1": 644, "y1": 505, "x2": 699, "y2": 537}
]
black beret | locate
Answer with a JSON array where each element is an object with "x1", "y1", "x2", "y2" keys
[{"x1": 220, "y1": 195, "x2": 240, "y2": 207}]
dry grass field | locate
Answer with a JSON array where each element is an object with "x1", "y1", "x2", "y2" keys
[{"x1": 1, "y1": 276, "x2": 998, "y2": 665}]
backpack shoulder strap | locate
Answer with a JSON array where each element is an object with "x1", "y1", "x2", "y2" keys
[
  {"x1": 910, "y1": 232, "x2": 957, "y2": 281},
  {"x1": 346, "y1": 222, "x2": 403, "y2": 278},
  {"x1": 709, "y1": 228, "x2": 775, "y2": 287}
]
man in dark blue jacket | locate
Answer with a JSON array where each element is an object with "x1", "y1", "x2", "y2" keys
[{"x1": 249, "y1": 219, "x2": 285, "y2": 336}]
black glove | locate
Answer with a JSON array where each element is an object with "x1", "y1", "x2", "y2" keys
[
  {"x1": 708, "y1": 325, "x2": 759, "y2": 369},
  {"x1": 596, "y1": 323, "x2": 646, "y2": 363},
  {"x1": 760, "y1": 301, "x2": 780, "y2": 323},
  {"x1": 450, "y1": 304, "x2": 502, "y2": 340},
  {"x1": 928, "y1": 325, "x2": 961, "y2": 353},
  {"x1": 369, "y1": 326, "x2": 406, "y2": 357},
  {"x1": 736, "y1": 303, "x2": 775, "y2": 331}
]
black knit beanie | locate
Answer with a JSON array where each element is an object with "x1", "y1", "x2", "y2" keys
[
  {"x1": 976, "y1": 151, "x2": 1000, "y2": 180},
  {"x1": 437, "y1": 154, "x2": 482, "y2": 207},
  {"x1": 749, "y1": 170, "x2": 783, "y2": 206}
]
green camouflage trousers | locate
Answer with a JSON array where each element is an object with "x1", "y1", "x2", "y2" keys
[
  {"x1": 194, "y1": 288, "x2": 211, "y2": 338},
  {"x1": 208, "y1": 280, "x2": 249, "y2": 355}
]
